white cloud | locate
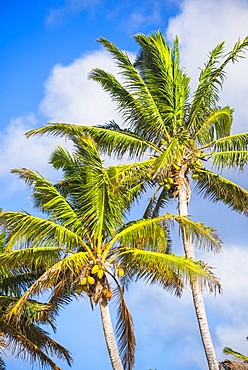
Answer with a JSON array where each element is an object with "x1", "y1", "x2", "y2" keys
[
  {"x1": 0, "y1": 114, "x2": 69, "y2": 196},
  {"x1": 46, "y1": 0, "x2": 100, "y2": 25},
  {"x1": 39, "y1": 50, "x2": 119, "y2": 125},
  {"x1": 166, "y1": 0, "x2": 248, "y2": 132},
  {"x1": 203, "y1": 245, "x2": 248, "y2": 360}
]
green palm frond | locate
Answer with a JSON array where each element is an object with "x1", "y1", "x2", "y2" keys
[
  {"x1": 204, "y1": 133, "x2": 248, "y2": 172},
  {"x1": 175, "y1": 216, "x2": 222, "y2": 252},
  {"x1": 93, "y1": 37, "x2": 171, "y2": 142},
  {"x1": 133, "y1": 32, "x2": 190, "y2": 135},
  {"x1": 114, "y1": 287, "x2": 135, "y2": 370},
  {"x1": 118, "y1": 249, "x2": 220, "y2": 294},
  {"x1": 189, "y1": 37, "x2": 248, "y2": 132},
  {"x1": 192, "y1": 169, "x2": 248, "y2": 215},
  {"x1": 0, "y1": 247, "x2": 61, "y2": 270},
  {"x1": 206, "y1": 132, "x2": 248, "y2": 152},
  {"x1": 143, "y1": 186, "x2": 172, "y2": 219},
  {"x1": 109, "y1": 214, "x2": 222, "y2": 259},
  {"x1": 0, "y1": 272, "x2": 40, "y2": 297},
  {"x1": 6, "y1": 252, "x2": 89, "y2": 320},
  {"x1": 223, "y1": 346, "x2": 248, "y2": 362},
  {"x1": 194, "y1": 106, "x2": 233, "y2": 145},
  {"x1": 108, "y1": 217, "x2": 169, "y2": 257},
  {"x1": 119, "y1": 250, "x2": 184, "y2": 296},
  {"x1": 11, "y1": 169, "x2": 84, "y2": 233},
  {"x1": 93, "y1": 121, "x2": 162, "y2": 157},
  {"x1": 210, "y1": 150, "x2": 248, "y2": 171},
  {"x1": 189, "y1": 42, "x2": 226, "y2": 130},
  {"x1": 50, "y1": 145, "x2": 82, "y2": 174},
  {"x1": 0, "y1": 212, "x2": 88, "y2": 253},
  {"x1": 27, "y1": 122, "x2": 161, "y2": 159}
]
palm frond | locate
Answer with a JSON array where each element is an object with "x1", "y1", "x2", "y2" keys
[
  {"x1": 119, "y1": 251, "x2": 184, "y2": 296},
  {"x1": 114, "y1": 287, "x2": 135, "y2": 370},
  {"x1": 133, "y1": 32, "x2": 190, "y2": 135},
  {"x1": 210, "y1": 150, "x2": 248, "y2": 171},
  {"x1": 11, "y1": 169, "x2": 84, "y2": 234},
  {"x1": 0, "y1": 212, "x2": 88, "y2": 253},
  {"x1": 206, "y1": 132, "x2": 248, "y2": 152},
  {"x1": 27, "y1": 122, "x2": 161, "y2": 159},
  {"x1": 0, "y1": 247, "x2": 61, "y2": 270},
  {"x1": 204, "y1": 133, "x2": 248, "y2": 171},
  {"x1": 192, "y1": 169, "x2": 248, "y2": 215},
  {"x1": 118, "y1": 249, "x2": 221, "y2": 294},
  {"x1": 189, "y1": 36, "x2": 248, "y2": 133},
  {"x1": 175, "y1": 216, "x2": 222, "y2": 252},
  {"x1": 223, "y1": 346, "x2": 248, "y2": 362},
  {"x1": 194, "y1": 106, "x2": 233, "y2": 145},
  {"x1": 92, "y1": 37, "x2": 171, "y2": 142},
  {"x1": 153, "y1": 137, "x2": 183, "y2": 176},
  {"x1": 0, "y1": 272, "x2": 40, "y2": 297},
  {"x1": 143, "y1": 186, "x2": 172, "y2": 219},
  {"x1": 6, "y1": 252, "x2": 89, "y2": 320},
  {"x1": 0, "y1": 320, "x2": 72, "y2": 370},
  {"x1": 108, "y1": 216, "x2": 169, "y2": 258},
  {"x1": 109, "y1": 214, "x2": 222, "y2": 260}
]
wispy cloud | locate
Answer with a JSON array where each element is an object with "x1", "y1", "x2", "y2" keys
[
  {"x1": 45, "y1": 0, "x2": 100, "y2": 25},
  {"x1": 116, "y1": 0, "x2": 176, "y2": 34}
]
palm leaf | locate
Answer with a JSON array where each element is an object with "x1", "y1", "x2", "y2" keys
[
  {"x1": 11, "y1": 169, "x2": 84, "y2": 234},
  {"x1": 153, "y1": 137, "x2": 183, "y2": 176},
  {"x1": 114, "y1": 287, "x2": 135, "y2": 370},
  {"x1": 205, "y1": 132, "x2": 248, "y2": 152},
  {"x1": 210, "y1": 150, "x2": 248, "y2": 171},
  {"x1": 0, "y1": 320, "x2": 72, "y2": 370},
  {"x1": 6, "y1": 252, "x2": 89, "y2": 320},
  {"x1": 108, "y1": 214, "x2": 222, "y2": 259},
  {"x1": 92, "y1": 37, "x2": 171, "y2": 142},
  {"x1": 194, "y1": 106, "x2": 233, "y2": 145},
  {"x1": 0, "y1": 247, "x2": 61, "y2": 270},
  {"x1": 223, "y1": 347, "x2": 248, "y2": 362},
  {"x1": 27, "y1": 122, "x2": 161, "y2": 159},
  {"x1": 118, "y1": 249, "x2": 220, "y2": 294},
  {"x1": 192, "y1": 169, "x2": 248, "y2": 215},
  {"x1": 0, "y1": 212, "x2": 89, "y2": 253},
  {"x1": 189, "y1": 37, "x2": 248, "y2": 133},
  {"x1": 133, "y1": 32, "x2": 190, "y2": 135}
]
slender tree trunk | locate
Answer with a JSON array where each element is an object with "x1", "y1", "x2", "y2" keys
[
  {"x1": 178, "y1": 165, "x2": 219, "y2": 370},
  {"x1": 100, "y1": 300, "x2": 124, "y2": 370}
]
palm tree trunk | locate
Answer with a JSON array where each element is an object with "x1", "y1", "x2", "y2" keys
[
  {"x1": 99, "y1": 301, "x2": 124, "y2": 370},
  {"x1": 178, "y1": 165, "x2": 219, "y2": 370}
]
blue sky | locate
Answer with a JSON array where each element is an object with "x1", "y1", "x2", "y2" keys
[{"x1": 1, "y1": 1, "x2": 248, "y2": 369}]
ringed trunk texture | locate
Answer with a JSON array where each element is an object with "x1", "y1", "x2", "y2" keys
[
  {"x1": 100, "y1": 300, "x2": 124, "y2": 370},
  {"x1": 219, "y1": 360, "x2": 248, "y2": 369},
  {"x1": 178, "y1": 165, "x2": 218, "y2": 370}
]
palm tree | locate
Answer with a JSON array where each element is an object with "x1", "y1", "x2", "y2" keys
[
  {"x1": 0, "y1": 135, "x2": 221, "y2": 370},
  {"x1": 26, "y1": 32, "x2": 248, "y2": 369},
  {"x1": 0, "y1": 241, "x2": 72, "y2": 370}
]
